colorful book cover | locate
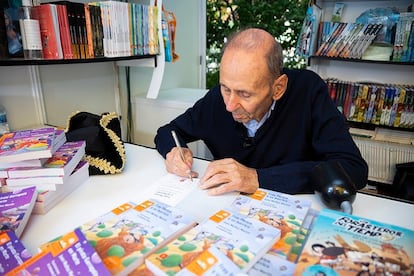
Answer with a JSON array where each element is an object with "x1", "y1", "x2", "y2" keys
[
  {"x1": 9, "y1": 228, "x2": 110, "y2": 276},
  {"x1": 0, "y1": 127, "x2": 57, "y2": 164},
  {"x1": 0, "y1": 186, "x2": 37, "y2": 238},
  {"x1": 78, "y1": 199, "x2": 197, "y2": 275},
  {"x1": 294, "y1": 208, "x2": 414, "y2": 275},
  {"x1": 229, "y1": 188, "x2": 312, "y2": 259},
  {"x1": 6, "y1": 140, "x2": 85, "y2": 179},
  {"x1": 145, "y1": 209, "x2": 281, "y2": 275},
  {"x1": 0, "y1": 230, "x2": 32, "y2": 274}
]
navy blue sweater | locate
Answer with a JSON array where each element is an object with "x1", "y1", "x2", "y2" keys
[{"x1": 155, "y1": 68, "x2": 368, "y2": 194}]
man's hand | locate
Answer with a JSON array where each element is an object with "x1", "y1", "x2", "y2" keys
[
  {"x1": 199, "y1": 158, "x2": 259, "y2": 195},
  {"x1": 165, "y1": 147, "x2": 198, "y2": 179}
]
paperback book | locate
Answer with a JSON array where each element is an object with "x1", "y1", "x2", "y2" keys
[
  {"x1": 0, "y1": 230, "x2": 32, "y2": 274},
  {"x1": 229, "y1": 188, "x2": 312, "y2": 259},
  {"x1": 0, "y1": 127, "x2": 61, "y2": 164},
  {"x1": 6, "y1": 140, "x2": 85, "y2": 179},
  {"x1": 145, "y1": 209, "x2": 281, "y2": 275},
  {"x1": 32, "y1": 160, "x2": 89, "y2": 215},
  {"x1": 247, "y1": 252, "x2": 297, "y2": 276},
  {"x1": 0, "y1": 186, "x2": 37, "y2": 238},
  {"x1": 293, "y1": 208, "x2": 414, "y2": 275},
  {"x1": 78, "y1": 199, "x2": 197, "y2": 275},
  {"x1": 9, "y1": 227, "x2": 110, "y2": 276}
]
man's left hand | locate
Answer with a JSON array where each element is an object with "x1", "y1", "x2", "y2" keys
[{"x1": 199, "y1": 158, "x2": 259, "y2": 195}]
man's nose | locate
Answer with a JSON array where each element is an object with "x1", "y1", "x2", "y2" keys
[{"x1": 226, "y1": 93, "x2": 239, "y2": 112}]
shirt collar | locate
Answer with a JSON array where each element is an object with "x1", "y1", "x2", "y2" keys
[{"x1": 244, "y1": 100, "x2": 276, "y2": 137}]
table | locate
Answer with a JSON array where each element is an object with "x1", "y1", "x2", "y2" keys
[{"x1": 21, "y1": 143, "x2": 414, "y2": 254}]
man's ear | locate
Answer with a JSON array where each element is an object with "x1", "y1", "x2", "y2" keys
[{"x1": 272, "y1": 74, "x2": 288, "y2": 101}]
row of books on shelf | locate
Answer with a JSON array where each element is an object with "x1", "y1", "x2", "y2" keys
[
  {"x1": 1, "y1": 0, "x2": 160, "y2": 60},
  {"x1": 325, "y1": 78, "x2": 414, "y2": 129},
  {"x1": 0, "y1": 126, "x2": 90, "y2": 215},
  {"x1": 308, "y1": 12, "x2": 414, "y2": 62},
  {"x1": 2, "y1": 176, "x2": 414, "y2": 276}
]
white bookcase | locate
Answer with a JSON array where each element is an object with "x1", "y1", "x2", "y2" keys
[{"x1": 308, "y1": 0, "x2": 414, "y2": 184}]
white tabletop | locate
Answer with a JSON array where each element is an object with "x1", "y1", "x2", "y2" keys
[{"x1": 21, "y1": 143, "x2": 414, "y2": 254}]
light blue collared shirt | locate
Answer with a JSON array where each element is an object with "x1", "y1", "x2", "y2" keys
[{"x1": 244, "y1": 101, "x2": 276, "y2": 137}]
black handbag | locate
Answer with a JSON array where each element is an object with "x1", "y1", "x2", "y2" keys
[{"x1": 65, "y1": 111, "x2": 126, "y2": 175}]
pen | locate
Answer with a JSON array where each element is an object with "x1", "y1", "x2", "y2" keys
[{"x1": 171, "y1": 130, "x2": 193, "y2": 181}]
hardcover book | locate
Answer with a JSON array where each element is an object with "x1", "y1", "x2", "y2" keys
[
  {"x1": 0, "y1": 186, "x2": 37, "y2": 238},
  {"x1": 78, "y1": 199, "x2": 197, "y2": 275},
  {"x1": 145, "y1": 209, "x2": 281, "y2": 275},
  {"x1": 228, "y1": 188, "x2": 312, "y2": 259},
  {"x1": 6, "y1": 140, "x2": 85, "y2": 179},
  {"x1": 9, "y1": 228, "x2": 111, "y2": 276},
  {"x1": 0, "y1": 230, "x2": 32, "y2": 274},
  {"x1": 0, "y1": 127, "x2": 58, "y2": 164},
  {"x1": 293, "y1": 208, "x2": 414, "y2": 275}
]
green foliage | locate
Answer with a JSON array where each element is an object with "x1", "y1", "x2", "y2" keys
[{"x1": 206, "y1": 0, "x2": 308, "y2": 88}]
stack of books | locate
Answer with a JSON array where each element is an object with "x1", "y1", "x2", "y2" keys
[{"x1": 0, "y1": 126, "x2": 89, "y2": 214}]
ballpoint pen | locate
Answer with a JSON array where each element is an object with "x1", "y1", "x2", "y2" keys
[{"x1": 171, "y1": 130, "x2": 193, "y2": 181}]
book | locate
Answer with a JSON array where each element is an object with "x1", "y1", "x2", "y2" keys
[
  {"x1": 0, "y1": 7, "x2": 9, "y2": 59},
  {"x1": 0, "y1": 230, "x2": 32, "y2": 274},
  {"x1": 56, "y1": 3, "x2": 74, "y2": 59},
  {"x1": 9, "y1": 227, "x2": 111, "y2": 276},
  {"x1": 32, "y1": 160, "x2": 89, "y2": 215},
  {"x1": 3, "y1": 6, "x2": 23, "y2": 57},
  {"x1": 0, "y1": 127, "x2": 58, "y2": 164},
  {"x1": 6, "y1": 140, "x2": 85, "y2": 179},
  {"x1": 0, "y1": 127, "x2": 65, "y2": 170},
  {"x1": 293, "y1": 208, "x2": 414, "y2": 275},
  {"x1": 247, "y1": 252, "x2": 297, "y2": 276},
  {"x1": 32, "y1": 3, "x2": 63, "y2": 59},
  {"x1": 78, "y1": 199, "x2": 197, "y2": 275},
  {"x1": 0, "y1": 186, "x2": 37, "y2": 238},
  {"x1": 145, "y1": 209, "x2": 281, "y2": 275},
  {"x1": 228, "y1": 188, "x2": 312, "y2": 259}
]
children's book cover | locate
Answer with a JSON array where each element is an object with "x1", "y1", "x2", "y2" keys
[
  {"x1": 78, "y1": 199, "x2": 197, "y2": 276},
  {"x1": 0, "y1": 186, "x2": 37, "y2": 238},
  {"x1": 145, "y1": 209, "x2": 281, "y2": 275},
  {"x1": 9, "y1": 227, "x2": 110, "y2": 276},
  {"x1": 0, "y1": 230, "x2": 32, "y2": 274},
  {"x1": 0, "y1": 127, "x2": 57, "y2": 164},
  {"x1": 294, "y1": 208, "x2": 414, "y2": 275},
  {"x1": 229, "y1": 188, "x2": 312, "y2": 259}
]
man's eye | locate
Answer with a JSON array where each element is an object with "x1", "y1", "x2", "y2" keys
[{"x1": 239, "y1": 91, "x2": 251, "y2": 98}]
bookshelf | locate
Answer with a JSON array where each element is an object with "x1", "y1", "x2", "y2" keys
[
  {"x1": 307, "y1": 0, "x2": 414, "y2": 191},
  {"x1": 0, "y1": 0, "x2": 164, "y2": 130}
]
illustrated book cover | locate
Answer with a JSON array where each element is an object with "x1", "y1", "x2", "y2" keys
[
  {"x1": 145, "y1": 209, "x2": 281, "y2": 275},
  {"x1": 78, "y1": 199, "x2": 197, "y2": 275},
  {"x1": 293, "y1": 208, "x2": 414, "y2": 275},
  {"x1": 0, "y1": 127, "x2": 58, "y2": 164},
  {"x1": 0, "y1": 230, "x2": 32, "y2": 274},
  {"x1": 229, "y1": 188, "x2": 312, "y2": 259},
  {"x1": 9, "y1": 227, "x2": 110, "y2": 276},
  {"x1": 6, "y1": 140, "x2": 85, "y2": 179},
  {"x1": 0, "y1": 186, "x2": 37, "y2": 238}
]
